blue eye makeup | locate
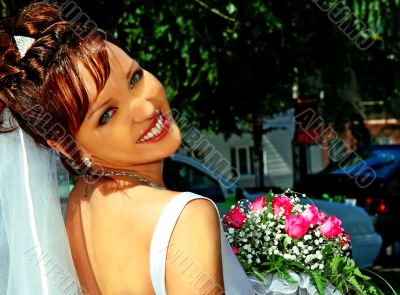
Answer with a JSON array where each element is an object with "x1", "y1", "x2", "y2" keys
[
  {"x1": 129, "y1": 68, "x2": 143, "y2": 89},
  {"x1": 99, "y1": 107, "x2": 117, "y2": 126},
  {"x1": 96, "y1": 66, "x2": 143, "y2": 126}
]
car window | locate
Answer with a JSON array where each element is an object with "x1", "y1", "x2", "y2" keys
[
  {"x1": 163, "y1": 158, "x2": 225, "y2": 203},
  {"x1": 324, "y1": 148, "x2": 400, "y2": 178},
  {"x1": 177, "y1": 162, "x2": 221, "y2": 190}
]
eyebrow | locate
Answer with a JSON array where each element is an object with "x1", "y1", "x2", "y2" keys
[
  {"x1": 127, "y1": 59, "x2": 135, "y2": 79},
  {"x1": 87, "y1": 97, "x2": 111, "y2": 120},
  {"x1": 87, "y1": 60, "x2": 136, "y2": 120}
]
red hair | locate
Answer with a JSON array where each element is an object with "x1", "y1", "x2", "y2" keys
[{"x1": 0, "y1": 2, "x2": 110, "y2": 174}]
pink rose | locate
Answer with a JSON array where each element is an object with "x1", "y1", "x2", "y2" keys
[
  {"x1": 319, "y1": 211, "x2": 328, "y2": 223},
  {"x1": 231, "y1": 246, "x2": 239, "y2": 255},
  {"x1": 272, "y1": 196, "x2": 293, "y2": 217},
  {"x1": 249, "y1": 195, "x2": 267, "y2": 211},
  {"x1": 320, "y1": 216, "x2": 344, "y2": 238},
  {"x1": 301, "y1": 205, "x2": 323, "y2": 226},
  {"x1": 285, "y1": 214, "x2": 310, "y2": 239},
  {"x1": 223, "y1": 205, "x2": 246, "y2": 229}
]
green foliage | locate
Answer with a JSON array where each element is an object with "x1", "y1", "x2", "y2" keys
[
  {"x1": 261, "y1": 257, "x2": 299, "y2": 284},
  {"x1": 324, "y1": 256, "x2": 381, "y2": 295},
  {"x1": 255, "y1": 254, "x2": 382, "y2": 295},
  {"x1": 310, "y1": 271, "x2": 328, "y2": 295}
]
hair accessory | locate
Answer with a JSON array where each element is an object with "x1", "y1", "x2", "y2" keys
[{"x1": 14, "y1": 35, "x2": 35, "y2": 58}]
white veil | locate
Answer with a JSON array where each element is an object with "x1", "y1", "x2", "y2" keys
[{"x1": 0, "y1": 110, "x2": 82, "y2": 294}]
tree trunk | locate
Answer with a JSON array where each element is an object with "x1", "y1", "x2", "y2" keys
[{"x1": 252, "y1": 114, "x2": 265, "y2": 188}]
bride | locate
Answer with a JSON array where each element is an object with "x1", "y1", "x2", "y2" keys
[{"x1": 0, "y1": 2, "x2": 254, "y2": 294}]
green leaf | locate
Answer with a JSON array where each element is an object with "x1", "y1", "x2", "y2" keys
[
  {"x1": 310, "y1": 271, "x2": 327, "y2": 295},
  {"x1": 266, "y1": 190, "x2": 273, "y2": 205},
  {"x1": 353, "y1": 268, "x2": 371, "y2": 281},
  {"x1": 251, "y1": 267, "x2": 267, "y2": 285},
  {"x1": 277, "y1": 269, "x2": 297, "y2": 284},
  {"x1": 283, "y1": 235, "x2": 292, "y2": 248},
  {"x1": 348, "y1": 275, "x2": 366, "y2": 294},
  {"x1": 226, "y1": 3, "x2": 237, "y2": 15}
]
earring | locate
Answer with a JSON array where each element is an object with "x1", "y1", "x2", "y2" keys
[{"x1": 82, "y1": 155, "x2": 93, "y2": 168}]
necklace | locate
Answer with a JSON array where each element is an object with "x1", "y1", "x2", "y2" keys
[{"x1": 84, "y1": 170, "x2": 167, "y2": 197}]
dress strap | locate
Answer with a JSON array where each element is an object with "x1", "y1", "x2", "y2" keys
[
  {"x1": 149, "y1": 191, "x2": 209, "y2": 295},
  {"x1": 149, "y1": 191, "x2": 254, "y2": 295}
]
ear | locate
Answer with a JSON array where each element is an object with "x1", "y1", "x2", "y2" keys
[{"x1": 46, "y1": 140, "x2": 73, "y2": 160}]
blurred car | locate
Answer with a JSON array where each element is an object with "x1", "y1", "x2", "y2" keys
[
  {"x1": 300, "y1": 198, "x2": 382, "y2": 268},
  {"x1": 298, "y1": 145, "x2": 400, "y2": 248},
  {"x1": 163, "y1": 153, "x2": 245, "y2": 215}
]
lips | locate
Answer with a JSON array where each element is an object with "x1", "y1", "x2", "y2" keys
[{"x1": 136, "y1": 110, "x2": 169, "y2": 143}]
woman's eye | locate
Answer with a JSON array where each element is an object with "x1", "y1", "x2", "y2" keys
[
  {"x1": 129, "y1": 69, "x2": 143, "y2": 89},
  {"x1": 99, "y1": 107, "x2": 117, "y2": 125}
]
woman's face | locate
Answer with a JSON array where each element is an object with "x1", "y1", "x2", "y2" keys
[{"x1": 75, "y1": 42, "x2": 181, "y2": 171}]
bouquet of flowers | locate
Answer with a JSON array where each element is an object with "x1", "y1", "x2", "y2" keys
[{"x1": 223, "y1": 189, "x2": 381, "y2": 295}]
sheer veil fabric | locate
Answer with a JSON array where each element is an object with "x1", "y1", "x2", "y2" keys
[{"x1": 0, "y1": 110, "x2": 82, "y2": 294}]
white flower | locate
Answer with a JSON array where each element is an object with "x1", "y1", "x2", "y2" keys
[
  {"x1": 247, "y1": 254, "x2": 252, "y2": 259},
  {"x1": 292, "y1": 246, "x2": 299, "y2": 254},
  {"x1": 228, "y1": 228, "x2": 235, "y2": 234},
  {"x1": 256, "y1": 258, "x2": 261, "y2": 264},
  {"x1": 311, "y1": 263, "x2": 319, "y2": 270}
]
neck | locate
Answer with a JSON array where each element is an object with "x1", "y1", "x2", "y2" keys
[{"x1": 90, "y1": 159, "x2": 166, "y2": 188}]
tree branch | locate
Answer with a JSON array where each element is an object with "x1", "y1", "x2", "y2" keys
[{"x1": 194, "y1": 0, "x2": 238, "y2": 24}]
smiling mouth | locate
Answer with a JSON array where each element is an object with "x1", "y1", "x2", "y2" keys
[{"x1": 136, "y1": 111, "x2": 170, "y2": 143}]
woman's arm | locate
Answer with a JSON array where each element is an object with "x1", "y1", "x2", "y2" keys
[{"x1": 166, "y1": 199, "x2": 224, "y2": 295}]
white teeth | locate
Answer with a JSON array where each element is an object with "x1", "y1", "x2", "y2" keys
[{"x1": 137, "y1": 115, "x2": 165, "y2": 143}]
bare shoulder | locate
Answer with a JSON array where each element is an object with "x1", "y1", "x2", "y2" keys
[
  {"x1": 179, "y1": 198, "x2": 221, "y2": 228},
  {"x1": 166, "y1": 197, "x2": 224, "y2": 294},
  {"x1": 172, "y1": 197, "x2": 221, "y2": 246}
]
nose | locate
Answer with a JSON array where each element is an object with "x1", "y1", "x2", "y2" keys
[{"x1": 128, "y1": 97, "x2": 156, "y2": 124}]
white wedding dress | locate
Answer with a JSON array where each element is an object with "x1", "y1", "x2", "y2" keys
[{"x1": 149, "y1": 191, "x2": 255, "y2": 295}]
